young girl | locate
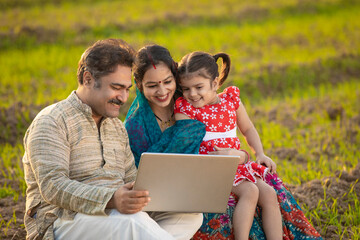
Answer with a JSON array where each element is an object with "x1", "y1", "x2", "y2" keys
[{"x1": 174, "y1": 52, "x2": 283, "y2": 240}]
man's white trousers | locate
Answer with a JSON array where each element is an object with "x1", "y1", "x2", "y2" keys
[{"x1": 53, "y1": 209, "x2": 203, "y2": 240}]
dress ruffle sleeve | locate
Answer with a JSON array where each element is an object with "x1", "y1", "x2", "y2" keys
[
  {"x1": 174, "y1": 97, "x2": 196, "y2": 119},
  {"x1": 223, "y1": 86, "x2": 241, "y2": 110}
]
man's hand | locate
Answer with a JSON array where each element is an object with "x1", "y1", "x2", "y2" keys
[
  {"x1": 108, "y1": 182, "x2": 150, "y2": 214},
  {"x1": 256, "y1": 153, "x2": 276, "y2": 174},
  {"x1": 208, "y1": 146, "x2": 247, "y2": 164}
]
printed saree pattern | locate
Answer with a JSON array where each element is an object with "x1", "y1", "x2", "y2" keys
[{"x1": 193, "y1": 173, "x2": 322, "y2": 240}]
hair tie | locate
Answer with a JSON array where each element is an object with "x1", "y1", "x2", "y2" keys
[{"x1": 147, "y1": 51, "x2": 156, "y2": 69}]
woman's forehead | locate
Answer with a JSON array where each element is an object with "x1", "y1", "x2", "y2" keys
[{"x1": 143, "y1": 63, "x2": 173, "y2": 83}]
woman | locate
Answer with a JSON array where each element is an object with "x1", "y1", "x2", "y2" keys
[
  {"x1": 125, "y1": 44, "x2": 322, "y2": 239},
  {"x1": 124, "y1": 44, "x2": 206, "y2": 166}
]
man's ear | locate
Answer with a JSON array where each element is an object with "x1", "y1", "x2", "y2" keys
[{"x1": 83, "y1": 71, "x2": 93, "y2": 86}]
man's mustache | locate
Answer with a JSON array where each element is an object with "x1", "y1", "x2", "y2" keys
[{"x1": 109, "y1": 99, "x2": 124, "y2": 106}]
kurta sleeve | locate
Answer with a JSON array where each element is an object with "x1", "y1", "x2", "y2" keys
[{"x1": 26, "y1": 116, "x2": 115, "y2": 216}]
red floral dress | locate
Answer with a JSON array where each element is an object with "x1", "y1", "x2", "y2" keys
[{"x1": 174, "y1": 86, "x2": 268, "y2": 185}]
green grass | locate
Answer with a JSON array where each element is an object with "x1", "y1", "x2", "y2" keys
[
  {"x1": 0, "y1": 144, "x2": 26, "y2": 197},
  {"x1": 0, "y1": 184, "x2": 18, "y2": 199},
  {"x1": 1, "y1": 1, "x2": 359, "y2": 108},
  {"x1": 239, "y1": 80, "x2": 360, "y2": 184},
  {"x1": 0, "y1": 210, "x2": 22, "y2": 237},
  {"x1": 0, "y1": 0, "x2": 348, "y2": 31},
  {"x1": 301, "y1": 179, "x2": 360, "y2": 238}
]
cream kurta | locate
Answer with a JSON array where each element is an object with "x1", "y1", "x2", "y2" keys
[{"x1": 22, "y1": 91, "x2": 137, "y2": 239}]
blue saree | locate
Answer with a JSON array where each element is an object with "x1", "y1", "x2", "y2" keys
[
  {"x1": 125, "y1": 88, "x2": 322, "y2": 240},
  {"x1": 125, "y1": 88, "x2": 206, "y2": 167}
]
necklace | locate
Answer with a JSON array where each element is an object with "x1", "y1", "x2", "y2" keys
[{"x1": 154, "y1": 112, "x2": 175, "y2": 129}]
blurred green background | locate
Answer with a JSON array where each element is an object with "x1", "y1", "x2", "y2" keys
[{"x1": 1, "y1": 0, "x2": 359, "y2": 238}]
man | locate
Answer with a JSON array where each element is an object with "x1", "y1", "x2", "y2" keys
[{"x1": 22, "y1": 39, "x2": 203, "y2": 240}]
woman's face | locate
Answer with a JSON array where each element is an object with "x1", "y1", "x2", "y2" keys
[{"x1": 142, "y1": 62, "x2": 176, "y2": 110}]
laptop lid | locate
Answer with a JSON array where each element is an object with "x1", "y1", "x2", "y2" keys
[{"x1": 133, "y1": 152, "x2": 240, "y2": 213}]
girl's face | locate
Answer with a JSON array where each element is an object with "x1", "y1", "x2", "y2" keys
[
  {"x1": 142, "y1": 62, "x2": 176, "y2": 110},
  {"x1": 180, "y1": 74, "x2": 219, "y2": 108}
]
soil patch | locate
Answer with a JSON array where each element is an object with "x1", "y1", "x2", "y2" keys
[
  {"x1": 0, "y1": 194, "x2": 26, "y2": 240},
  {"x1": 288, "y1": 163, "x2": 360, "y2": 239},
  {"x1": 0, "y1": 103, "x2": 43, "y2": 145}
]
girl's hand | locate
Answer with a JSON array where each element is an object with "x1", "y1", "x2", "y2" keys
[
  {"x1": 208, "y1": 146, "x2": 247, "y2": 164},
  {"x1": 256, "y1": 153, "x2": 276, "y2": 173}
]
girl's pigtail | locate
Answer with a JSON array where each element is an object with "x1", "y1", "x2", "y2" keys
[{"x1": 213, "y1": 53, "x2": 231, "y2": 86}]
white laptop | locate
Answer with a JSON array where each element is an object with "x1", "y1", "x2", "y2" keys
[{"x1": 133, "y1": 152, "x2": 240, "y2": 213}]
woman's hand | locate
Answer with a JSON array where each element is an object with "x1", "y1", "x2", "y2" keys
[
  {"x1": 256, "y1": 153, "x2": 276, "y2": 173},
  {"x1": 208, "y1": 146, "x2": 247, "y2": 164}
]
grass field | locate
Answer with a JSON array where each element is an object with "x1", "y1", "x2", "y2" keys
[{"x1": 1, "y1": 0, "x2": 359, "y2": 239}]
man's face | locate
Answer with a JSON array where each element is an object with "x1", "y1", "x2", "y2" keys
[{"x1": 87, "y1": 65, "x2": 132, "y2": 123}]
